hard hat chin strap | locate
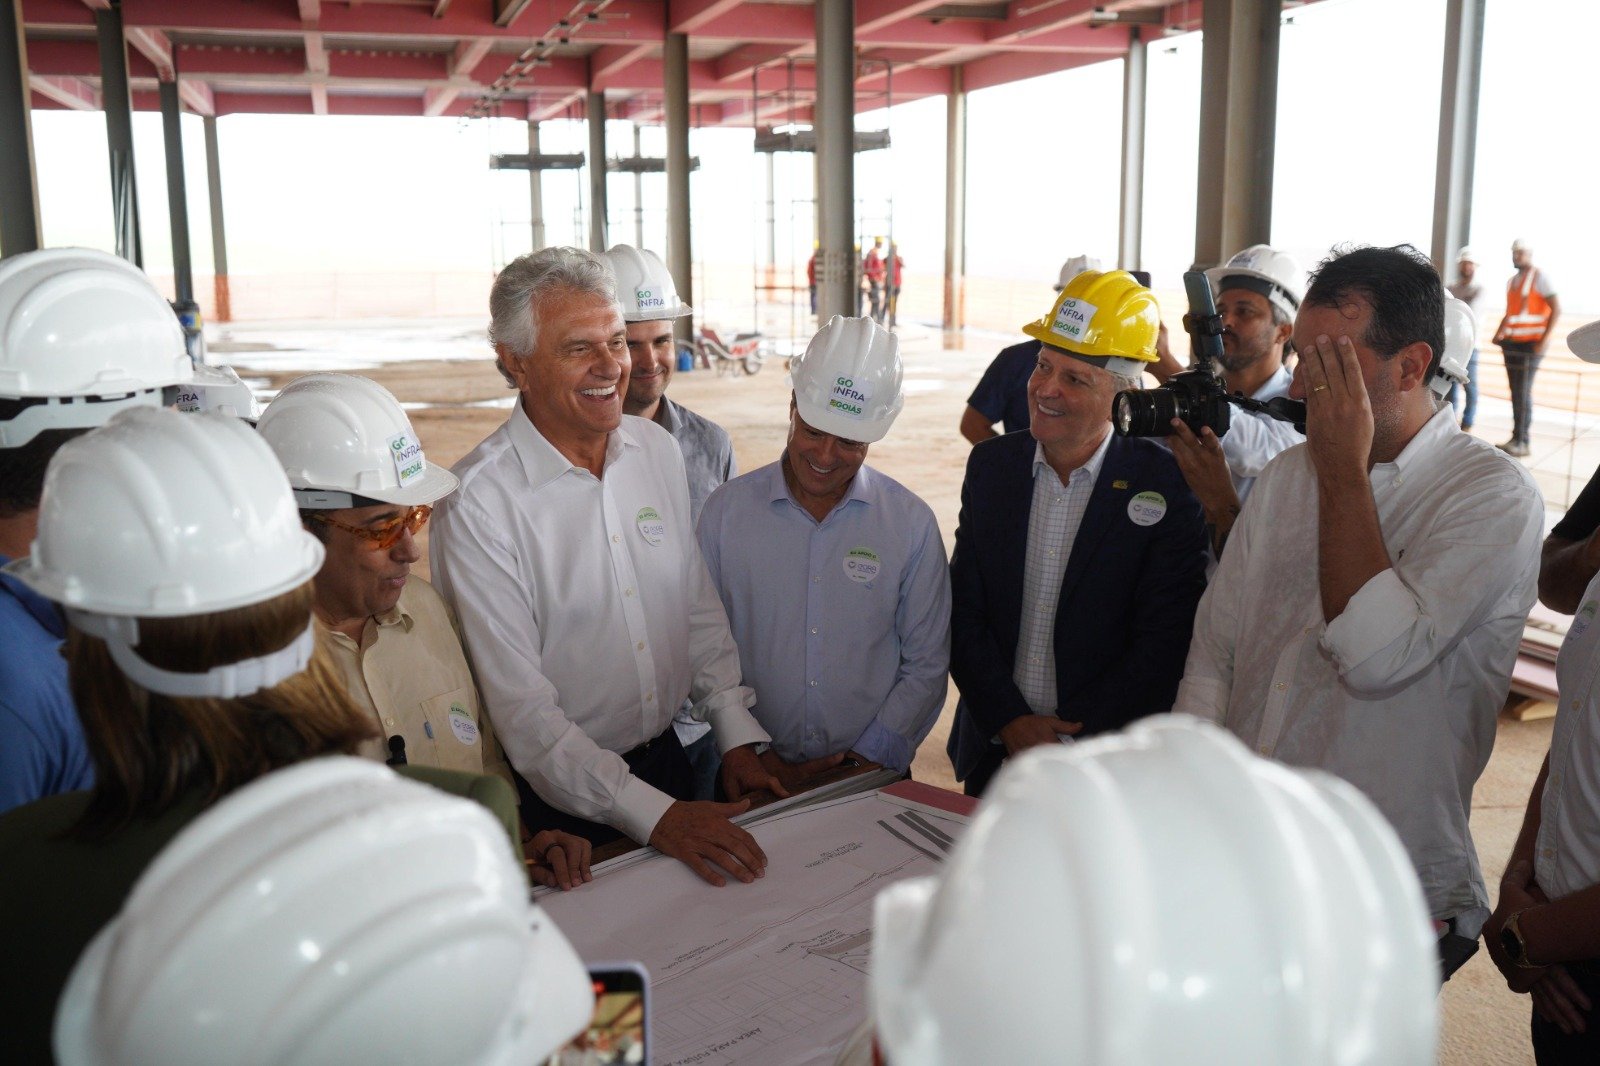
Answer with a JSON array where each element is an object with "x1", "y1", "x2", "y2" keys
[{"x1": 68, "y1": 610, "x2": 317, "y2": 699}]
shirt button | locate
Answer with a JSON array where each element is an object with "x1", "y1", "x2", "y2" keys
[
  {"x1": 1259, "y1": 745, "x2": 1269, "y2": 755},
  {"x1": 646, "y1": 692, "x2": 654, "y2": 703},
  {"x1": 1274, "y1": 682, "x2": 1286, "y2": 691},
  {"x1": 612, "y1": 534, "x2": 620, "y2": 543},
  {"x1": 636, "y1": 641, "x2": 645, "y2": 651},
  {"x1": 809, "y1": 680, "x2": 819, "y2": 687},
  {"x1": 810, "y1": 627, "x2": 818, "y2": 634},
  {"x1": 385, "y1": 717, "x2": 395, "y2": 726},
  {"x1": 812, "y1": 575, "x2": 821, "y2": 583},
  {"x1": 1303, "y1": 626, "x2": 1314, "y2": 635},
  {"x1": 625, "y1": 587, "x2": 635, "y2": 597}
]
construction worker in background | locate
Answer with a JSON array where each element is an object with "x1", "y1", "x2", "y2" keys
[
  {"x1": 863, "y1": 236, "x2": 887, "y2": 324},
  {"x1": 52, "y1": 758, "x2": 594, "y2": 1066},
  {"x1": 1154, "y1": 244, "x2": 1306, "y2": 558},
  {"x1": 807, "y1": 243, "x2": 818, "y2": 315},
  {"x1": 960, "y1": 254, "x2": 1102, "y2": 444},
  {"x1": 256, "y1": 375, "x2": 559, "y2": 836},
  {"x1": 946, "y1": 270, "x2": 1208, "y2": 797},
  {"x1": 433, "y1": 247, "x2": 824, "y2": 888},
  {"x1": 603, "y1": 244, "x2": 739, "y2": 800},
  {"x1": 697, "y1": 316, "x2": 950, "y2": 786},
  {"x1": 1176, "y1": 244, "x2": 1544, "y2": 981},
  {"x1": 1492, "y1": 238, "x2": 1560, "y2": 457},
  {"x1": 0, "y1": 249, "x2": 194, "y2": 816},
  {"x1": 885, "y1": 242, "x2": 905, "y2": 329},
  {"x1": 856, "y1": 717, "x2": 1439, "y2": 1066},
  {"x1": 1448, "y1": 247, "x2": 1484, "y2": 431}
]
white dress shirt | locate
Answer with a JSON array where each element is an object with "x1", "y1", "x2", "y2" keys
[
  {"x1": 1014, "y1": 431, "x2": 1110, "y2": 713},
  {"x1": 1536, "y1": 568, "x2": 1600, "y2": 901},
  {"x1": 430, "y1": 405, "x2": 768, "y2": 844},
  {"x1": 1220, "y1": 365, "x2": 1303, "y2": 506},
  {"x1": 1176, "y1": 406, "x2": 1543, "y2": 934}
]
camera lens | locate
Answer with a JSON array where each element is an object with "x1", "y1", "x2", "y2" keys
[{"x1": 1112, "y1": 388, "x2": 1179, "y2": 438}]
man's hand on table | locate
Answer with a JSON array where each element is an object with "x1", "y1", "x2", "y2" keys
[
  {"x1": 649, "y1": 799, "x2": 767, "y2": 887},
  {"x1": 523, "y1": 829, "x2": 593, "y2": 891},
  {"x1": 999, "y1": 714, "x2": 1082, "y2": 756},
  {"x1": 754, "y1": 748, "x2": 849, "y2": 795}
]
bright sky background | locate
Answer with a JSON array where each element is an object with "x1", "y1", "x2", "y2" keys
[{"x1": 25, "y1": 0, "x2": 1600, "y2": 314}]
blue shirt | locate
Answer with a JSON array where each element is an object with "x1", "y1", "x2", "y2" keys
[
  {"x1": 0, "y1": 554, "x2": 93, "y2": 814},
  {"x1": 966, "y1": 339, "x2": 1041, "y2": 435},
  {"x1": 696, "y1": 461, "x2": 951, "y2": 772}
]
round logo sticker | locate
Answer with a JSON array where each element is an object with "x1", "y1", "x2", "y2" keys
[
  {"x1": 448, "y1": 704, "x2": 480, "y2": 746},
  {"x1": 843, "y1": 546, "x2": 882, "y2": 584},
  {"x1": 636, "y1": 506, "x2": 666, "y2": 547},
  {"x1": 1127, "y1": 491, "x2": 1167, "y2": 527}
]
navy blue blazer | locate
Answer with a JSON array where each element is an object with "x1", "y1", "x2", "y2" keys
[{"x1": 947, "y1": 430, "x2": 1209, "y2": 782}]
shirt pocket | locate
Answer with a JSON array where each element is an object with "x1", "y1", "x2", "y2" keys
[{"x1": 419, "y1": 686, "x2": 487, "y2": 774}]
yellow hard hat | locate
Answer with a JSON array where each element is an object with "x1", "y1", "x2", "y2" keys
[{"x1": 1023, "y1": 270, "x2": 1160, "y2": 376}]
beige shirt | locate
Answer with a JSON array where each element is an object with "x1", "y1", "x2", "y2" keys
[{"x1": 322, "y1": 578, "x2": 512, "y2": 785}]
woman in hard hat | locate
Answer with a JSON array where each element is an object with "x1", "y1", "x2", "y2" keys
[{"x1": 0, "y1": 407, "x2": 538, "y2": 1063}]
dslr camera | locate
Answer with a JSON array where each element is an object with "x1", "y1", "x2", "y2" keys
[{"x1": 1112, "y1": 270, "x2": 1304, "y2": 439}]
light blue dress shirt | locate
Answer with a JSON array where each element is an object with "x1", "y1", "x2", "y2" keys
[{"x1": 696, "y1": 460, "x2": 951, "y2": 772}]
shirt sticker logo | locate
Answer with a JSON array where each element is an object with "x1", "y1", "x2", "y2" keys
[
  {"x1": 448, "y1": 703, "x2": 479, "y2": 746},
  {"x1": 1050, "y1": 296, "x2": 1098, "y2": 344},
  {"x1": 1573, "y1": 601, "x2": 1599, "y2": 639},
  {"x1": 828, "y1": 376, "x2": 874, "y2": 420},
  {"x1": 387, "y1": 431, "x2": 425, "y2": 488},
  {"x1": 1127, "y1": 490, "x2": 1167, "y2": 526},
  {"x1": 844, "y1": 546, "x2": 882, "y2": 584},
  {"x1": 636, "y1": 505, "x2": 666, "y2": 547}
]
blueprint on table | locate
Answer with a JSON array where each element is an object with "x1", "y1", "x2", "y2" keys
[{"x1": 537, "y1": 791, "x2": 967, "y2": 1066}]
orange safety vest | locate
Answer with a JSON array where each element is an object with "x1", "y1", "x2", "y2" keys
[{"x1": 1504, "y1": 268, "x2": 1553, "y2": 343}]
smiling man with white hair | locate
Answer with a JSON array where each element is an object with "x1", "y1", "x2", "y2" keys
[{"x1": 431, "y1": 246, "x2": 815, "y2": 888}]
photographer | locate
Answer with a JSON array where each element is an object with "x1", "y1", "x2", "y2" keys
[{"x1": 1148, "y1": 246, "x2": 1306, "y2": 556}]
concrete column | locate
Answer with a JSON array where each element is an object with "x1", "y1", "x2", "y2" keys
[
  {"x1": 1193, "y1": 0, "x2": 1280, "y2": 268},
  {"x1": 1118, "y1": 28, "x2": 1147, "y2": 271},
  {"x1": 202, "y1": 116, "x2": 231, "y2": 322},
  {"x1": 1430, "y1": 0, "x2": 1486, "y2": 272},
  {"x1": 159, "y1": 78, "x2": 194, "y2": 305},
  {"x1": 528, "y1": 119, "x2": 546, "y2": 251},
  {"x1": 665, "y1": 32, "x2": 693, "y2": 342},
  {"x1": 96, "y1": 3, "x2": 142, "y2": 266},
  {"x1": 764, "y1": 148, "x2": 776, "y2": 288},
  {"x1": 814, "y1": 0, "x2": 855, "y2": 321},
  {"x1": 586, "y1": 89, "x2": 608, "y2": 252},
  {"x1": 632, "y1": 123, "x2": 646, "y2": 249},
  {"x1": 0, "y1": 0, "x2": 41, "y2": 257},
  {"x1": 942, "y1": 66, "x2": 966, "y2": 332}
]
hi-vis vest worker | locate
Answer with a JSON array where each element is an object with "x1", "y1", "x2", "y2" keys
[{"x1": 1503, "y1": 267, "x2": 1555, "y2": 343}]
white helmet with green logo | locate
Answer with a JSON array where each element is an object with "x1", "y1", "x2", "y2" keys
[
  {"x1": 603, "y1": 244, "x2": 693, "y2": 322},
  {"x1": 789, "y1": 315, "x2": 903, "y2": 444}
]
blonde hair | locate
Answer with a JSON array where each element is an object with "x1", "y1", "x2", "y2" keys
[{"x1": 68, "y1": 581, "x2": 376, "y2": 836}]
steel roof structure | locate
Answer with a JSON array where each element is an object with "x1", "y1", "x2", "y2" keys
[{"x1": 18, "y1": 0, "x2": 1259, "y2": 124}]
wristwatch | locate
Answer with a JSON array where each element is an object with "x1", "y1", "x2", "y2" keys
[{"x1": 1499, "y1": 909, "x2": 1535, "y2": 969}]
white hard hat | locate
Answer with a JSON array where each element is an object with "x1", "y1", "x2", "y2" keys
[
  {"x1": 0, "y1": 247, "x2": 194, "y2": 447},
  {"x1": 871, "y1": 716, "x2": 1438, "y2": 1066},
  {"x1": 603, "y1": 244, "x2": 692, "y2": 321},
  {"x1": 1511, "y1": 237, "x2": 1531, "y2": 252},
  {"x1": 1054, "y1": 254, "x2": 1103, "y2": 291},
  {"x1": 1568, "y1": 319, "x2": 1600, "y2": 364},
  {"x1": 1455, "y1": 246, "x2": 1476, "y2": 264},
  {"x1": 54, "y1": 757, "x2": 594, "y2": 1066},
  {"x1": 789, "y1": 315, "x2": 903, "y2": 443},
  {"x1": 4, "y1": 407, "x2": 325, "y2": 697},
  {"x1": 175, "y1": 364, "x2": 258, "y2": 421},
  {"x1": 257, "y1": 373, "x2": 458, "y2": 509},
  {"x1": 1432, "y1": 293, "x2": 1476, "y2": 397},
  {"x1": 1205, "y1": 244, "x2": 1304, "y2": 320}
]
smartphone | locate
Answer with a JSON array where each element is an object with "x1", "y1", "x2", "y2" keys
[{"x1": 548, "y1": 963, "x2": 649, "y2": 1065}]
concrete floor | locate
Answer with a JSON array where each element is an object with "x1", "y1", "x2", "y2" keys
[{"x1": 217, "y1": 311, "x2": 1597, "y2": 1066}]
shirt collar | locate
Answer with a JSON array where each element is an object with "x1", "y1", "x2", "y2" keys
[
  {"x1": 1374, "y1": 404, "x2": 1458, "y2": 481},
  {"x1": 653, "y1": 396, "x2": 682, "y2": 434},
  {"x1": 1032, "y1": 425, "x2": 1113, "y2": 486},
  {"x1": 508, "y1": 402, "x2": 639, "y2": 492},
  {"x1": 0, "y1": 553, "x2": 66, "y2": 638},
  {"x1": 1251, "y1": 365, "x2": 1294, "y2": 402}
]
